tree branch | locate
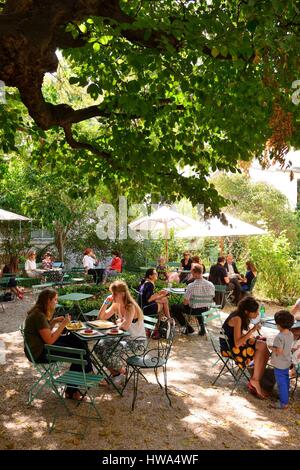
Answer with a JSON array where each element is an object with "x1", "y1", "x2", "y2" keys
[
  {"x1": 0, "y1": 0, "x2": 255, "y2": 162},
  {"x1": 63, "y1": 123, "x2": 113, "y2": 162},
  {"x1": 54, "y1": 28, "x2": 86, "y2": 49}
]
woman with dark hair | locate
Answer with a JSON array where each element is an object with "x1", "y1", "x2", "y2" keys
[
  {"x1": 24, "y1": 288, "x2": 92, "y2": 400},
  {"x1": 2, "y1": 255, "x2": 24, "y2": 299},
  {"x1": 179, "y1": 252, "x2": 193, "y2": 283},
  {"x1": 186, "y1": 255, "x2": 206, "y2": 284},
  {"x1": 41, "y1": 252, "x2": 53, "y2": 270},
  {"x1": 138, "y1": 268, "x2": 170, "y2": 318},
  {"x1": 220, "y1": 296, "x2": 270, "y2": 399},
  {"x1": 240, "y1": 260, "x2": 257, "y2": 292},
  {"x1": 104, "y1": 250, "x2": 122, "y2": 281}
]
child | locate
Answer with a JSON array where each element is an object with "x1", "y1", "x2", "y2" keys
[
  {"x1": 156, "y1": 257, "x2": 168, "y2": 281},
  {"x1": 270, "y1": 310, "x2": 294, "y2": 409}
]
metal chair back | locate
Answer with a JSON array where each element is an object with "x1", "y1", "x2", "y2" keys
[
  {"x1": 45, "y1": 344, "x2": 104, "y2": 436},
  {"x1": 124, "y1": 319, "x2": 176, "y2": 410},
  {"x1": 19, "y1": 322, "x2": 58, "y2": 405},
  {"x1": 203, "y1": 315, "x2": 250, "y2": 393},
  {"x1": 244, "y1": 275, "x2": 257, "y2": 294}
]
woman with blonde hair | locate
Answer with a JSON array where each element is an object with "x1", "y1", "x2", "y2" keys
[
  {"x1": 25, "y1": 250, "x2": 40, "y2": 278},
  {"x1": 96, "y1": 280, "x2": 146, "y2": 383}
]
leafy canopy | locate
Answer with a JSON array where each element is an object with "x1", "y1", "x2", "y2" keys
[{"x1": 1, "y1": 1, "x2": 300, "y2": 211}]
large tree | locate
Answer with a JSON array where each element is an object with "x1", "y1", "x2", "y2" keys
[
  {"x1": 0, "y1": 153, "x2": 104, "y2": 260},
  {"x1": 211, "y1": 172, "x2": 300, "y2": 247},
  {"x1": 1, "y1": 0, "x2": 300, "y2": 211}
]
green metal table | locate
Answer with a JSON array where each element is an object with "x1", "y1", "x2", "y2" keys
[
  {"x1": 73, "y1": 324, "x2": 130, "y2": 394},
  {"x1": 59, "y1": 292, "x2": 93, "y2": 320}
]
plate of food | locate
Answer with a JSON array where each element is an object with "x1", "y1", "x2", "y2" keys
[
  {"x1": 107, "y1": 328, "x2": 123, "y2": 335},
  {"x1": 79, "y1": 328, "x2": 101, "y2": 337},
  {"x1": 87, "y1": 320, "x2": 116, "y2": 329},
  {"x1": 66, "y1": 321, "x2": 84, "y2": 331}
]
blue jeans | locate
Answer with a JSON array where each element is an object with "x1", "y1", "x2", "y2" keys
[{"x1": 274, "y1": 367, "x2": 290, "y2": 407}]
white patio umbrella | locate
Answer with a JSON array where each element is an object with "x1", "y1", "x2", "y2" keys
[
  {"x1": 176, "y1": 214, "x2": 266, "y2": 238},
  {"x1": 175, "y1": 213, "x2": 266, "y2": 254},
  {"x1": 0, "y1": 208, "x2": 31, "y2": 237},
  {"x1": 129, "y1": 206, "x2": 200, "y2": 261},
  {"x1": 0, "y1": 209, "x2": 31, "y2": 221}
]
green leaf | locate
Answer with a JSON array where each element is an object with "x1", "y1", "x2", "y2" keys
[
  {"x1": 78, "y1": 24, "x2": 87, "y2": 34},
  {"x1": 99, "y1": 35, "x2": 113, "y2": 45},
  {"x1": 211, "y1": 47, "x2": 219, "y2": 58},
  {"x1": 93, "y1": 42, "x2": 100, "y2": 52},
  {"x1": 69, "y1": 76, "x2": 79, "y2": 85},
  {"x1": 220, "y1": 46, "x2": 228, "y2": 57},
  {"x1": 247, "y1": 20, "x2": 258, "y2": 33},
  {"x1": 87, "y1": 83, "x2": 99, "y2": 99}
]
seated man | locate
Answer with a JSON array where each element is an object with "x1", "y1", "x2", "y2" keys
[
  {"x1": 209, "y1": 256, "x2": 241, "y2": 305},
  {"x1": 224, "y1": 254, "x2": 241, "y2": 280},
  {"x1": 171, "y1": 264, "x2": 215, "y2": 335}
]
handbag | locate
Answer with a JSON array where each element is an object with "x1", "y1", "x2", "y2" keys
[{"x1": 158, "y1": 316, "x2": 171, "y2": 339}]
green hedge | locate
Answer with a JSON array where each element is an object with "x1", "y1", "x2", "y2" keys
[{"x1": 56, "y1": 273, "x2": 186, "y2": 316}]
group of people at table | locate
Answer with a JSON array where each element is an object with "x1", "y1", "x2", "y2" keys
[
  {"x1": 1, "y1": 248, "x2": 123, "y2": 303},
  {"x1": 156, "y1": 252, "x2": 257, "y2": 305},
  {"x1": 82, "y1": 248, "x2": 122, "y2": 284},
  {"x1": 24, "y1": 280, "x2": 146, "y2": 399},
  {"x1": 22, "y1": 249, "x2": 300, "y2": 410},
  {"x1": 25, "y1": 248, "x2": 123, "y2": 284}
]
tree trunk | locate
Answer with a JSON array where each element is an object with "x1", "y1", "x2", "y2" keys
[{"x1": 54, "y1": 224, "x2": 65, "y2": 262}]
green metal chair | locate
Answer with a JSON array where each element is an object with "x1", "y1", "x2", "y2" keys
[
  {"x1": 20, "y1": 323, "x2": 60, "y2": 405},
  {"x1": 123, "y1": 319, "x2": 176, "y2": 410},
  {"x1": 202, "y1": 312, "x2": 251, "y2": 394},
  {"x1": 167, "y1": 262, "x2": 180, "y2": 269},
  {"x1": 67, "y1": 267, "x2": 87, "y2": 284},
  {"x1": 242, "y1": 276, "x2": 257, "y2": 295},
  {"x1": 82, "y1": 309, "x2": 99, "y2": 321},
  {"x1": 214, "y1": 284, "x2": 234, "y2": 308},
  {"x1": 45, "y1": 344, "x2": 104, "y2": 436},
  {"x1": 188, "y1": 294, "x2": 218, "y2": 334},
  {"x1": 143, "y1": 314, "x2": 158, "y2": 338}
]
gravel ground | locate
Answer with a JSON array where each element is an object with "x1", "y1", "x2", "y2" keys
[{"x1": 1, "y1": 293, "x2": 300, "y2": 450}]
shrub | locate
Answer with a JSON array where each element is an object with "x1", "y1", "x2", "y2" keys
[{"x1": 248, "y1": 233, "x2": 300, "y2": 303}]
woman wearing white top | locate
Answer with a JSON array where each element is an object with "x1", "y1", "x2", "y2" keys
[
  {"x1": 96, "y1": 280, "x2": 146, "y2": 381},
  {"x1": 82, "y1": 248, "x2": 100, "y2": 284},
  {"x1": 25, "y1": 251, "x2": 40, "y2": 278}
]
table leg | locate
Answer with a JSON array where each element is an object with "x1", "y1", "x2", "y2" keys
[{"x1": 89, "y1": 337, "x2": 126, "y2": 395}]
